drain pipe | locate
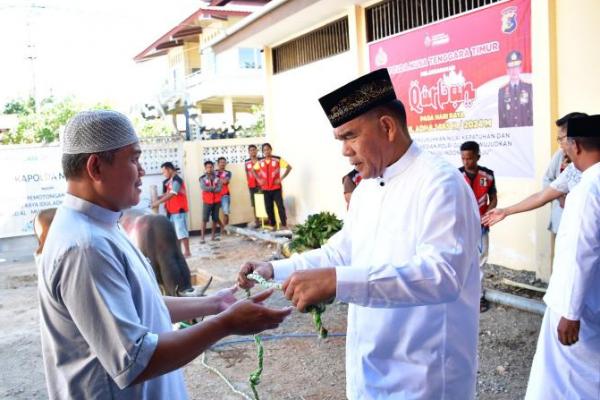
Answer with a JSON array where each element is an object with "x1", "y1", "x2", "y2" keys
[
  {"x1": 225, "y1": 225, "x2": 289, "y2": 245},
  {"x1": 485, "y1": 289, "x2": 546, "y2": 316}
]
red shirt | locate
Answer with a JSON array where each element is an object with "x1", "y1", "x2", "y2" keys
[
  {"x1": 460, "y1": 166, "x2": 496, "y2": 216},
  {"x1": 245, "y1": 158, "x2": 258, "y2": 189},
  {"x1": 164, "y1": 175, "x2": 188, "y2": 214}
]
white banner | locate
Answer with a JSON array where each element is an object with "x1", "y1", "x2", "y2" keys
[
  {"x1": 0, "y1": 144, "x2": 174, "y2": 238},
  {"x1": 0, "y1": 145, "x2": 66, "y2": 238}
]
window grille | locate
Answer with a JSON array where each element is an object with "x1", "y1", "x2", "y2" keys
[
  {"x1": 366, "y1": 0, "x2": 502, "y2": 42},
  {"x1": 272, "y1": 17, "x2": 349, "y2": 74}
]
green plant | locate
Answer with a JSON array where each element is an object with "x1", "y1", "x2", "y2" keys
[
  {"x1": 1, "y1": 97, "x2": 112, "y2": 144},
  {"x1": 288, "y1": 212, "x2": 343, "y2": 253}
]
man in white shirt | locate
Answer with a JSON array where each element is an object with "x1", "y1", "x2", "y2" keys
[
  {"x1": 482, "y1": 113, "x2": 587, "y2": 233},
  {"x1": 543, "y1": 112, "x2": 587, "y2": 234},
  {"x1": 525, "y1": 114, "x2": 600, "y2": 399},
  {"x1": 39, "y1": 110, "x2": 291, "y2": 399},
  {"x1": 238, "y1": 69, "x2": 481, "y2": 399}
]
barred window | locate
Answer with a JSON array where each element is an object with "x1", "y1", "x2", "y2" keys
[
  {"x1": 272, "y1": 17, "x2": 349, "y2": 74},
  {"x1": 366, "y1": 0, "x2": 502, "y2": 42}
]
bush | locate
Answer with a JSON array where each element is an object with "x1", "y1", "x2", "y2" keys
[{"x1": 288, "y1": 212, "x2": 343, "y2": 253}]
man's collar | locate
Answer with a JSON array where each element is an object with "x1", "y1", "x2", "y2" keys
[
  {"x1": 63, "y1": 193, "x2": 121, "y2": 225},
  {"x1": 379, "y1": 142, "x2": 421, "y2": 184}
]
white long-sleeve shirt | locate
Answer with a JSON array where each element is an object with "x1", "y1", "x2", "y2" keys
[
  {"x1": 273, "y1": 143, "x2": 481, "y2": 399},
  {"x1": 544, "y1": 161, "x2": 600, "y2": 321}
]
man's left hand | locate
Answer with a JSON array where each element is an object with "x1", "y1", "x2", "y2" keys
[
  {"x1": 211, "y1": 286, "x2": 239, "y2": 313},
  {"x1": 282, "y1": 268, "x2": 336, "y2": 312},
  {"x1": 557, "y1": 317, "x2": 580, "y2": 346}
]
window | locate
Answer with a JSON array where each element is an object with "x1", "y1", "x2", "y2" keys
[
  {"x1": 239, "y1": 48, "x2": 263, "y2": 69},
  {"x1": 272, "y1": 17, "x2": 349, "y2": 74}
]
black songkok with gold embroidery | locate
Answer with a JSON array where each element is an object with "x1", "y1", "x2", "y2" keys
[{"x1": 319, "y1": 69, "x2": 397, "y2": 128}]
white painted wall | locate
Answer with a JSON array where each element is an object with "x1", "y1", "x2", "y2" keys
[{"x1": 268, "y1": 52, "x2": 360, "y2": 223}]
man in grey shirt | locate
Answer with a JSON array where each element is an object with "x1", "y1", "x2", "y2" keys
[{"x1": 38, "y1": 110, "x2": 291, "y2": 399}]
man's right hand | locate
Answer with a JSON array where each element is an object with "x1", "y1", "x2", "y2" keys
[
  {"x1": 237, "y1": 261, "x2": 274, "y2": 289},
  {"x1": 219, "y1": 289, "x2": 292, "y2": 335},
  {"x1": 482, "y1": 208, "x2": 507, "y2": 227}
]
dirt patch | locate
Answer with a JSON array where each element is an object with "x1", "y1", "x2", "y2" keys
[{"x1": 0, "y1": 234, "x2": 542, "y2": 399}]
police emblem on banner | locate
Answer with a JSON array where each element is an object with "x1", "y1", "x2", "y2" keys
[{"x1": 501, "y1": 6, "x2": 517, "y2": 34}]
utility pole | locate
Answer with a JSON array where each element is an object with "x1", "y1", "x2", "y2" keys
[
  {"x1": 25, "y1": 3, "x2": 45, "y2": 110},
  {"x1": 25, "y1": 20, "x2": 37, "y2": 109}
]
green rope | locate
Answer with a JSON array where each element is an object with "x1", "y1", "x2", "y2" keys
[
  {"x1": 246, "y1": 273, "x2": 329, "y2": 338},
  {"x1": 307, "y1": 304, "x2": 328, "y2": 339},
  {"x1": 246, "y1": 273, "x2": 282, "y2": 290},
  {"x1": 244, "y1": 286, "x2": 263, "y2": 400},
  {"x1": 243, "y1": 273, "x2": 330, "y2": 400}
]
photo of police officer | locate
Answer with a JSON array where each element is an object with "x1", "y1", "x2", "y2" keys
[{"x1": 498, "y1": 50, "x2": 533, "y2": 128}]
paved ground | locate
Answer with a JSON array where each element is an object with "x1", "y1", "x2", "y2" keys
[{"x1": 0, "y1": 234, "x2": 542, "y2": 399}]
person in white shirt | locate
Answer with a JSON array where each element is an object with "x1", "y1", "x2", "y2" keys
[
  {"x1": 238, "y1": 69, "x2": 481, "y2": 399},
  {"x1": 543, "y1": 112, "x2": 588, "y2": 234},
  {"x1": 38, "y1": 110, "x2": 291, "y2": 400},
  {"x1": 525, "y1": 114, "x2": 600, "y2": 399},
  {"x1": 482, "y1": 113, "x2": 587, "y2": 242}
]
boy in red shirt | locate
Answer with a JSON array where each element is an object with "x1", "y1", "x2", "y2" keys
[{"x1": 459, "y1": 141, "x2": 497, "y2": 312}]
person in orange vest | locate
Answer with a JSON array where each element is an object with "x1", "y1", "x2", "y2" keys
[
  {"x1": 216, "y1": 157, "x2": 232, "y2": 228},
  {"x1": 199, "y1": 160, "x2": 223, "y2": 243},
  {"x1": 152, "y1": 162, "x2": 191, "y2": 257},
  {"x1": 459, "y1": 141, "x2": 497, "y2": 312},
  {"x1": 342, "y1": 168, "x2": 362, "y2": 208},
  {"x1": 253, "y1": 143, "x2": 292, "y2": 229},
  {"x1": 245, "y1": 144, "x2": 260, "y2": 227}
]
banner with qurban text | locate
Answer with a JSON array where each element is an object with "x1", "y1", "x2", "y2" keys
[{"x1": 369, "y1": 0, "x2": 533, "y2": 177}]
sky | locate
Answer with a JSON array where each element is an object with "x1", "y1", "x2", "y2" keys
[{"x1": 0, "y1": 0, "x2": 201, "y2": 112}]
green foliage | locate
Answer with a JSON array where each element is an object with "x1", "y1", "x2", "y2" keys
[
  {"x1": 288, "y1": 212, "x2": 343, "y2": 253},
  {"x1": 1, "y1": 96, "x2": 112, "y2": 145},
  {"x1": 131, "y1": 116, "x2": 176, "y2": 138},
  {"x1": 3, "y1": 97, "x2": 36, "y2": 115},
  {"x1": 237, "y1": 104, "x2": 265, "y2": 138}
]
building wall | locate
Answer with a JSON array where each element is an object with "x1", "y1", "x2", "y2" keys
[
  {"x1": 263, "y1": 7, "x2": 366, "y2": 223},
  {"x1": 267, "y1": 52, "x2": 358, "y2": 222},
  {"x1": 212, "y1": 0, "x2": 598, "y2": 279},
  {"x1": 555, "y1": 0, "x2": 600, "y2": 115},
  {"x1": 181, "y1": 138, "x2": 259, "y2": 231},
  {"x1": 183, "y1": 42, "x2": 201, "y2": 75},
  {"x1": 489, "y1": 0, "x2": 600, "y2": 279}
]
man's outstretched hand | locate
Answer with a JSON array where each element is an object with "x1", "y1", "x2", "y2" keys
[
  {"x1": 482, "y1": 208, "x2": 507, "y2": 227},
  {"x1": 220, "y1": 289, "x2": 292, "y2": 335}
]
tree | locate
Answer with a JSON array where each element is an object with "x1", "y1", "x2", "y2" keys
[
  {"x1": 1, "y1": 97, "x2": 111, "y2": 145},
  {"x1": 3, "y1": 97, "x2": 36, "y2": 115},
  {"x1": 131, "y1": 116, "x2": 177, "y2": 138}
]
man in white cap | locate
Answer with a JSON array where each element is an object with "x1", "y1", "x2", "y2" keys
[
  {"x1": 238, "y1": 69, "x2": 481, "y2": 399},
  {"x1": 525, "y1": 114, "x2": 600, "y2": 399},
  {"x1": 38, "y1": 110, "x2": 291, "y2": 399}
]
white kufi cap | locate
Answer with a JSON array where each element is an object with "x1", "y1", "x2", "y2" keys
[{"x1": 62, "y1": 110, "x2": 138, "y2": 154}]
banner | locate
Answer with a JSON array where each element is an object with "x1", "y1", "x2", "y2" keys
[
  {"x1": 369, "y1": 0, "x2": 533, "y2": 177},
  {"x1": 0, "y1": 146, "x2": 66, "y2": 238},
  {"x1": 0, "y1": 145, "x2": 167, "y2": 238}
]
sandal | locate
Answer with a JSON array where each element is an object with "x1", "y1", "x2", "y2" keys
[{"x1": 480, "y1": 297, "x2": 490, "y2": 313}]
